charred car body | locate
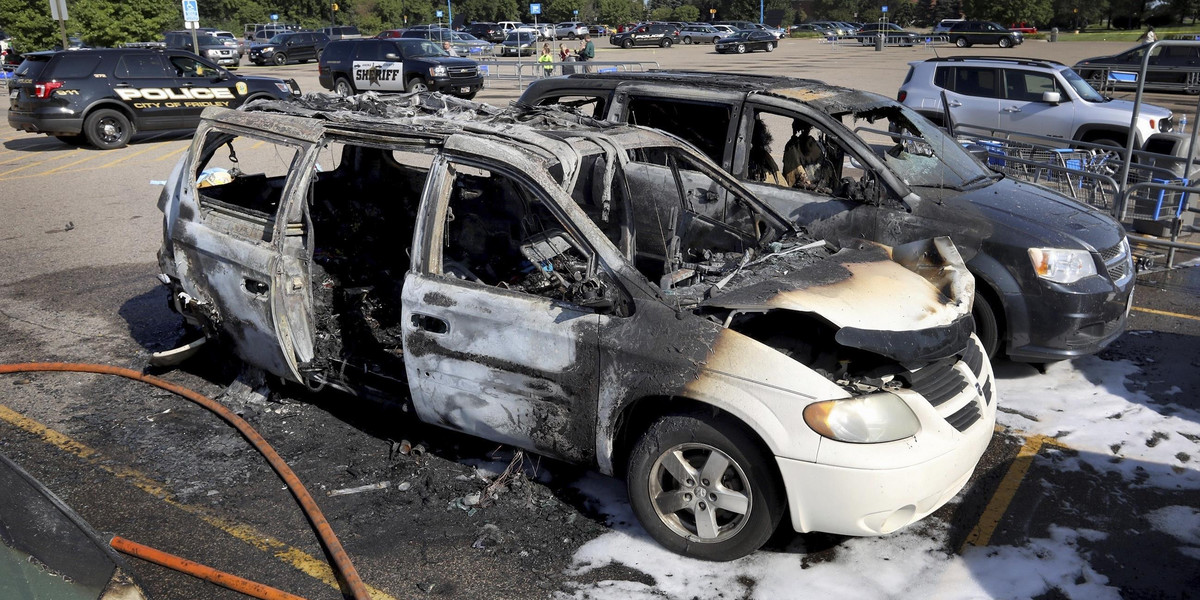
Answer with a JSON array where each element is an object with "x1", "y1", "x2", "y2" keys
[
  {"x1": 519, "y1": 72, "x2": 1135, "y2": 362},
  {"x1": 156, "y1": 94, "x2": 995, "y2": 560}
]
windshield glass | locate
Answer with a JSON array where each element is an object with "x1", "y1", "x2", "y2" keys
[
  {"x1": 1060, "y1": 67, "x2": 1105, "y2": 102},
  {"x1": 196, "y1": 35, "x2": 224, "y2": 45},
  {"x1": 846, "y1": 104, "x2": 992, "y2": 188},
  {"x1": 400, "y1": 39, "x2": 446, "y2": 57},
  {"x1": 506, "y1": 32, "x2": 535, "y2": 42},
  {"x1": 267, "y1": 34, "x2": 288, "y2": 44}
]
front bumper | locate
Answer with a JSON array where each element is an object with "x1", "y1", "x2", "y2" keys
[
  {"x1": 430, "y1": 75, "x2": 484, "y2": 97},
  {"x1": 1004, "y1": 273, "x2": 1133, "y2": 362},
  {"x1": 779, "y1": 337, "x2": 997, "y2": 536}
]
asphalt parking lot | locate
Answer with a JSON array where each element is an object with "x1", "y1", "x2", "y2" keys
[{"x1": 2, "y1": 38, "x2": 1199, "y2": 599}]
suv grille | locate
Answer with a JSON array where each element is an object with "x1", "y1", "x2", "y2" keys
[{"x1": 448, "y1": 66, "x2": 478, "y2": 79}]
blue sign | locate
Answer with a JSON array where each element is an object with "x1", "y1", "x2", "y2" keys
[
  {"x1": 530, "y1": 3, "x2": 542, "y2": 15},
  {"x1": 182, "y1": 0, "x2": 199, "y2": 22},
  {"x1": 436, "y1": 9, "x2": 443, "y2": 17},
  {"x1": 881, "y1": 5, "x2": 888, "y2": 12},
  {"x1": 270, "y1": 13, "x2": 279, "y2": 21},
  {"x1": 573, "y1": 9, "x2": 578, "y2": 15}
]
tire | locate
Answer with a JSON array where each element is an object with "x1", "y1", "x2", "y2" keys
[
  {"x1": 405, "y1": 78, "x2": 429, "y2": 93},
  {"x1": 736, "y1": 43, "x2": 746, "y2": 54},
  {"x1": 998, "y1": 37, "x2": 1012, "y2": 48},
  {"x1": 1084, "y1": 138, "x2": 1124, "y2": 178},
  {"x1": 954, "y1": 36, "x2": 969, "y2": 48},
  {"x1": 627, "y1": 412, "x2": 784, "y2": 561},
  {"x1": 273, "y1": 52, "x2": 287, "y2": 66},
  {"x1": 766, "y1": 41, "x2": 775, "y2": 52},
  {"x1": 1085, "y1": 70, "x2": 1105, "y2": 91},
  {"x1": 83, "y1": 109, "x2": 132, "y2": 150},
  {"x1": 972, "y1": 292, "x2": 1001, "y2": 359},
  {"x1": 334, "y1": 77, "x2": 355, "y2": 96},
  {"x1": 661, "y1": 37, "x2": 673, "y2": 48},
  {"x1": 622, "y1": 38, "x2": 634, "y2": 49},
  {"x1": 684, "y1": 36, "x2": 693, "y2": 44},
  {"x1": 316, "y1": 49, "x2": 323, "y2": 61}
]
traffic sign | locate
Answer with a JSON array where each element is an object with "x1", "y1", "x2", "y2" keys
[
  {"x1": 530, "y1": 3, "x2": 541, "y2": 15},
  {"x1": 436, "y1": 9, "x2": 443, "y2": 17},
  {"x1": 182, "y1": 0, "x2": 199, "y2": 22},
  {"x1": 573, "y1": 9, "x2": 578, "y2": 16},
  {"x1": 270, "y1": 13, "x2": 279, "y2": 21},
  {"x1": 882, "y1": 5, "x2": 888, "y2": 12}
]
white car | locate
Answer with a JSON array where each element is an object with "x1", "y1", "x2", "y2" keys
[{"x1": 555, "y1": 21, "x2": 589, "y2": 39}]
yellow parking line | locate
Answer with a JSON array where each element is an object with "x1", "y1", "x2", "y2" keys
[
  {"x1": 0, "y1": 149, "x2": 85, "y2": 179},
  {"x1": 155, "y1": 145, "x2": 188, "y2": 162},
  {"x1": 0, "y1": 402, "x2": 398, "y2": 600},
  {"x1": 26, "y1": 151, "x2": 111, "y2": 178},
  {"x1": 960, "y1": 432, "x2": 1063, "y2": 551},
  {"x1": 1132, "y1": 306, "x2": 1200, "y2": 321}
]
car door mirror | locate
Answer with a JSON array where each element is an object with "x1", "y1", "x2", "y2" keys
[
  {"x1": 1041, "y1": 91, "x2": 1062, "y2": 104},
  {"x1": 385, "y1": 52, "x2": 400, "y2": 60}
]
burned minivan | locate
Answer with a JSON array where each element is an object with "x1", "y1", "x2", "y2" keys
[{"x1": 157, "y1": 94, "x2": 996, "y2": 560}]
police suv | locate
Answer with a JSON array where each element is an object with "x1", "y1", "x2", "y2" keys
[
  {"x1": 317, "y1": 39, "x2": 483, "y2": 98},
  {"x1": 7, "y1": 48, "x2": 301, "y2": 149}
]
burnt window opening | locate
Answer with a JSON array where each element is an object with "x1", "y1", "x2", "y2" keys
[
  {"x1": 440, "y1": 164, "x2": 615, "y2": 309},
  {"x1": 535, "y1": 94, "x2": 608, "y2": 120},
  {"x1": 307, "y1": 143, "x2": 431, "y2": 373},
  {"x1": 626, "y1": 96, "x2": 732, "y2": 165},
  {"x1": 567, "y1": 152, "x2": 628, "y2": 252},
  {"x1": 193, "y1": 130, "x2": 302, "y2": 240},
  {"x1": 750, "y1": 110, "x2": 848, "y2": 195}
]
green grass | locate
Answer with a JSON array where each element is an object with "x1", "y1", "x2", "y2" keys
[{"x1": 1026, "y1": 25, "x2": 1200, "y2": 42}]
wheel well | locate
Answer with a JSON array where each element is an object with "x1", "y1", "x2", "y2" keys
[
  {"x1": 1078, "y1": 129, "x2": 1128, "y2": 148},
  {"x1": 83, "y1": 101, "x2": 136, "y2": 129},
  {"x1": 609, "y1": 396, "x2": 776, "y2": 481}
]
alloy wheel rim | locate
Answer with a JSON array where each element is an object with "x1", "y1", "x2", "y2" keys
[{"x1": 648, "y1": 442, "x2": 751, "y2": 543}]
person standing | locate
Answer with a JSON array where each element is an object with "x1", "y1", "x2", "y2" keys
[
  {"x1": 538, "y1": 43, "x2": 554, "y2": 77},
  {"x1": 558, "y1": 43, "x2": 575, "y2": 75},
  {"x1": 1138, "y1": 26, "x2": 1157, "y2": 43},
  {"x1": 576, "y1": 33, "x2": 595, "y2": 72}
]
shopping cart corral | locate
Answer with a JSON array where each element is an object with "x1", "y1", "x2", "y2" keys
[{"x1": 953, "y1": 122, "x2": 1200, "y2": 269}]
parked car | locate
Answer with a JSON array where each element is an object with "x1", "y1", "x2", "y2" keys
[
  {"x1": 932, "y1": 18, "x2": 965, "y2": 34},
  {"x1": 810, "y1": 21, "x2": 854, "y2": 36},
  {"x1": 317, "y1": 38, "x2": 482, "y2": 98},
  {"x1": 680, "y1": 24, "x2": 725, "y2": 44},
  {"x1": 249, "y1": 31, "x2": 329, "y2": 65},
  {"x1": 715, "y1": 30, "x2": 778, "y2": 53},
  {"x1": 164, "y1": 31, "x2": 241, "y2": 67},
  {"x1": 588, "y1": 24, "x2": 608, "y2": 36},
  {"x1": 320, "y1": 25, "x2": 362, "y2": 40},
  {"x1": 199, "y1": 28, "x2": 246, "y2": 56},
  {"x1": 610, "y1": 23, "x2": 680, "y2": 48},
  {"x1": 855, "y1": 22, "x2": 919, "y2": 46},
  {"x1": 711, "y1": 24, "x2": 739, "y2": 36},
  {"x1": 464, "y1": 22, "x2": 504, "y2": 43},
  {"x1": 791, "y1": 23, "x2": 834, "y2": 36},
  {"x1": 556, "y1": 21, "x2": 589, "y2": 39},
  {"x1": 8, "y1": 48, "x2": 299, "y2": 149},
  {"x1": 750, "y1": 23, "x2": 787, "y2": 39},
  {"x1": 900, "y1": 56, "x2": 1175, "y2": 149},
  {"x1": 499, "y1": 30, "x2": 538, "y2": 56},
  {"x1": 400, "y1": 27, "x2": 456, "y2": 42},
  {"x1": 157, "y1": 93, "x2": 993, "y2": 561},
  {"x1": 946, "y1": 21, "x2": 1023, "y2": 48},
  {"x1": 520, "y1": 72, "x2": 1136, "y2": 361},
  {"x1": 448, "y1": 32, "x2": 492, "y2": 56},
  {"x1": 714, "y1": 20, "x2": 758, "y2": 31},
  {"x1": 1074, "y1": 43, "x2": 1200, "y2": 94}
]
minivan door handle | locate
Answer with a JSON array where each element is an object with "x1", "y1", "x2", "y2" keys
[{"x1": 411, "y1": 313, "x2": 449, "y2": 334}]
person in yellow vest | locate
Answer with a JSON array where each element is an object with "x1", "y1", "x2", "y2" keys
[{"x1": 538, "y1": 43, "x2": 554, "y2": 77}]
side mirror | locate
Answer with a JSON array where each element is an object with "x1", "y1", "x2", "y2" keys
[
  {"x1": 384, "y1": 52, "x2": 400, "y2": 60},
  {"x1": 1042, "y1": 91, "x2": 1062, "y2": 104}
]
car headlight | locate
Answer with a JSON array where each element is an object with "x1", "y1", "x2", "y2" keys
[
  {"x1": 261, "y1": 46, "x2": 274, "y2": 52},
  {"x1": 803, "y1": 392, "x2": 920, "y2": 443},
  {"x1": 429, "y1": 65, "x2": 447, "y2": 77},
  {"x1": 205, "y1": 49, "x2": 219, "y2": 56},
  {"x1": 1159, "y1": 116, "x2": 1175, "y2": 132},
  {"x1": 1028, "y1": 247, "x2": 1097, "y2": 283}
]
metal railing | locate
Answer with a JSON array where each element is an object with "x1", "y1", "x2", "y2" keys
[{"x1": 475, "y1": 58, "x2": 660, "y2": 88}]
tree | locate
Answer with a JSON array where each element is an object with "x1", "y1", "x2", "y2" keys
[
  {"x1": 651, "y1": 6, "x2": 674, "y2": 19},
  {"x1": 597, "y1": 0, "x2": 638, "y2": 25},
  {"x1": 674, "y1": 4, "x2": 700, "y2": 21},
  {"x1": 72, "y1": 0, "x2": 176, "y2": 47},
  {"x1": 963, "y1": 0, "x2": 1052, "y2": 26},
  {"x1": 0, "y1": 0, "x2": 58, "y2": 51}
]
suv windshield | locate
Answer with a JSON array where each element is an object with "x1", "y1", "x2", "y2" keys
[
  {"x1": 196, "y1": 35, "x2": 224, "y2": 46},
  {"x1": 398, "y1": 39, "x2": 446, "y2": 57},
  {"x1": 847, "y1": 104, "x2": 992, "y2": 188},
  {"x1": 1061, "y1": 67, "x2": 1106, "y2": 102},
  {"x1": 506, "y1": 32, "x2": 536, "y2": 42}
]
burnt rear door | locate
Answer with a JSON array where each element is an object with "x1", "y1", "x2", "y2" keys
[{"x1": 401, "y1": 156, "x2": 603, "y2": 463}]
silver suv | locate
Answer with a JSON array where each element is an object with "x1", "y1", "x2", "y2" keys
[{"x1": 899, "y1": 56, "x2": 1174, "y2": 148}]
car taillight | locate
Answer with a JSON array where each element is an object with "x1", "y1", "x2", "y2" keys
[
  {"x1": 897, "y1": 90, "x2": 907, "y2": 102},
  {"x1": 34, "y1": 81, "x2": 62, "y2": 99}
]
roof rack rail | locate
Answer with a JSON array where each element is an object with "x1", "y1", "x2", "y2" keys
[{"x1": 923, "y1": 56, "x2": 1066, "y2": 68}]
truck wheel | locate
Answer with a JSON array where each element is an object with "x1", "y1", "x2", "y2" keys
[
  {"x1": 83, "y1": 109, "x2": 132, "y2": 150},
  {"x1": 406, "y1": 78, "x2": 429, "y2": 93},
  {"x1": 661, "y1": 37, "x2": 673, "y2": 48},
  {"x1": 622, "y1": 38, "x2": 634, "y2": 49},
  {"x1": 273, "y1": 52, "x2": 287, "y2": 66},
  {"x1": 627, "y1": 412, "x2": 784, "y2": 561},
  {"x1": 334, "y1": 77, "x2": 355, "y2": 96},
  {"x1": 998, "y1": 37, "x2": 1012, "y2": 48},
  {"x1": 955, "y1": 36, "x2": 969, "y2": 48}
]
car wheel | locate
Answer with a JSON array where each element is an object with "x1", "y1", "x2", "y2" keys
[
  {"x1": 972, "y1": 292, "x2": 1001, "y2": 359},
  {"x1": 273, "y1": 52, "x2": 287, "y2": 66},
  {"x1": 766, "y1": 41, "x2": 775, "y2": 52},
  {"x1": 83, "y1": 109, "x2": 132, "y2": 150},
  {"x1": 955, "y1": 36, "x2": 968, "y2": 48},
  {"x1": 736, "y1": 43, "x2": 746, "y2": 54},
  {"x1": 1186, "y1": 72, "x2": 1200, "y2": 94},
  {"x1": 568, "y1": 33, "x2": 577, "y2": 40},
  {"x1": 661, "y1": 38, "x2": 673, "y2": 48},
  {"x1": 622, "y1": 38, "x2": 634, "y2": 49},
  {"x1": 1084, "y1": 138, "x2": 1124, "y2": 178},
  {"x1": 627, "y1": 412, "x2": 784, "y2": 561},
  {"x1": 405, "y1": 78, "x2": 429, "y2": 93},
  {"x1": 998, "y1": 37, "x2": 1012, "y2": 48},
  {"x1": 1084, "y1": 70, "x2": 1105, "y2": 91},
  {"x1": 316, "y1": 49, "x2": 323, "y2": 60},
  {"x1": 684, "y1": 36, "x2": 693, "y2": 44},
  {"x1": 334, "y1": 77, "x2": 355, "y2": 96}
]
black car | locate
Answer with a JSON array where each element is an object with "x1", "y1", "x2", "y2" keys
[
  {"x1": 1074, "y1": 43, "x2": 1200, "y2": 94},
  {"x1": 164, "y1": 30, "x2": 240, "y2": 67},
  {"x1": 7, "y1": 48, "x2": 301, "y2": 149},
  {"x1": 519, "y1": 72, "x2": 1135, "y2": 362},
  {"x1": 249, "y1": 31, "x2": 329, "y2": 65},
  {"x1": 854, "y1": 22, "x2": 918, "y2": 46},
  {"x1": 464, "y1": 22, "x2": 504, "y2": 43},
  {"x1": 946, "y1": 21, "x2": 1023, "y2": 48},
  {"x1": 609, "y1": 23, "x2": 680, "y2": 48},
  {"x1": 715, "y1": 31, "x2": 778, "y2": 53},
  {"x1": 317, "y1": 38, "x2": 483, "y2": 98}
]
